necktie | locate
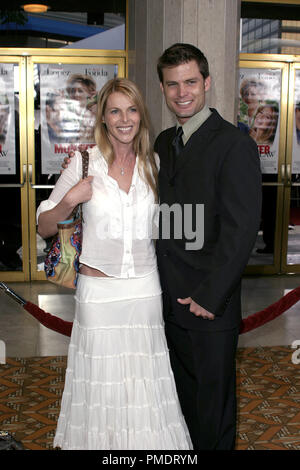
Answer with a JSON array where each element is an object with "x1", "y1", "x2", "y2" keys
[{"x1": 172, "y1": 126, "x2": 184, "y2": 159}]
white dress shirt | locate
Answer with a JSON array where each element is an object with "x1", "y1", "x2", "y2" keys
[{"x1": 36, "y1": 146, "x2": 159, "y2": 278}]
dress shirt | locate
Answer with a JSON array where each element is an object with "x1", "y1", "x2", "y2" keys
[
  {"x1": 178, "y1": 104, "x2": 212, "y2": 145},
  {"x1": 36, "y1": 146, "x2": 159, "y2": 278}
]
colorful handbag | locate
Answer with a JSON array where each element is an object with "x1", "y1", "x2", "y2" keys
[{"x1": 44, "y1": 150, "x2": 89, "y2": 289}]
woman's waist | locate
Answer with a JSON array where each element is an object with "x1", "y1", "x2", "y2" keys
[
  {"x1": 79, "y1": 264, "x2": 109, "y2": 278},
  {"x1": 75, "y1": 268, "x2": 162, "y2": 303}
]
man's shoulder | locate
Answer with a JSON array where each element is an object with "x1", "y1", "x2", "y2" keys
[
  {"x1": 154, "y1": 126, "x2": 175, "y2": 151},
  {"x1": 209, "y1": 108, "x2": 256, "y2": 146},
  {"x1": 156, "y1": 126, "x2": 175, "y2": 140}
]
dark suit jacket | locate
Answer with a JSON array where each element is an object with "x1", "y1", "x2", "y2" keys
[{"x1": 154, "y1": 108, "x2": 262, "y2": 331}]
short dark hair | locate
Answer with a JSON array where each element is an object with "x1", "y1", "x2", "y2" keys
[{"x1": 157, "y1": 43, "x2": 210, "y2": 83}]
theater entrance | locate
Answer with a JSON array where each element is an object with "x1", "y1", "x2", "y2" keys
[{"x1": 239, "y1": 54, "x2": 300, "y2": 274}]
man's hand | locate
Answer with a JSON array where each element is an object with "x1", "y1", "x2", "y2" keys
[
  {"x1": 177, "y1": 297, "x2": 215, "y2": 320},
  {"x1": 60, "y1": 144, "x2": 86, "y2": 173}
]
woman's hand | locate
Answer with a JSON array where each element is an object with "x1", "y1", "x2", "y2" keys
[{"x1": 65, "y1": 176, "x2": 94, "y2": 207}]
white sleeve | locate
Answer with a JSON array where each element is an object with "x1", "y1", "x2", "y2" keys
[{"x1": 36, "y1": 151, "x2": 82, "y2": 224}]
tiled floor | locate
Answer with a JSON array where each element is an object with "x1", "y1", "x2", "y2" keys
[{"x1": 1, "y1": 274, "x2": 300, "y2": 357}]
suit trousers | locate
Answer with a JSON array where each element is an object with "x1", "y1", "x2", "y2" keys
[{"x1": 165, "y1": 320, "x2": 239, "y2": 450}]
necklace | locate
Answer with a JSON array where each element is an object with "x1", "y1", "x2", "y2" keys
[{"x1": 114, "y1": 155, "x2": 135, "y2": 176}]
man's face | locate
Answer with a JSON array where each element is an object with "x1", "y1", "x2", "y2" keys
[{"x1": 160, "y1": 60, "x2": 211, "y2": 125}]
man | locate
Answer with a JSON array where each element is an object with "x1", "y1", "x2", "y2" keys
[{"x1": 154, "y1": 43, "x2": 261, "y2": 450}]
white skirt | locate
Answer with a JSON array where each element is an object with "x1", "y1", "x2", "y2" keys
[{"x1": 53, "y1": 270, "x2": 192, "y2": 450}]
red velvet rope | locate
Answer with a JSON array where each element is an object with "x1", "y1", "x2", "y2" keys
[
  {"x1": 239, "y1": 286, "x2": 300, "y2": 334},
  {"x1": 23, "y1": 286, "x2": 300, "y2": 337},
  {"x1": 24, "y1": 301, "x2": 73, "y2": 337}
]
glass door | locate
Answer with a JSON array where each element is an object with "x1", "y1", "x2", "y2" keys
[
  {"x1": 281, "y1": 61, "x2": 300, "y2": 273},
  {"x1": 0, "y1": 56, "x2": 29, "y2": 281},
  {"x1": 238, "y1": 58, "x2": 289, "y2": 274},
  {"x1": 27, "y1": 53, "x2": 126, "y2": 281}
]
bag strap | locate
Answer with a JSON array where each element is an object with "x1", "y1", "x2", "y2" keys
[
  {"x1": 72, "y1": 150, "x2": 90, "y2": 220},
  {"x1": 81, "y1": 149, "x2": 89, "y2": 178},
  {"x1": 80, "y1": 149, "x2": 90, "y2": 220}
]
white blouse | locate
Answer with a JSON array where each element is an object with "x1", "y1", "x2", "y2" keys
[{"x1": 36, "y1": 146, "x2": 159, "y2": 278}]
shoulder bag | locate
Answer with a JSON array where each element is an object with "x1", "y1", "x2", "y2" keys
[{"x1": 44, "y1": 150, "x2": 89, "y2": 289}]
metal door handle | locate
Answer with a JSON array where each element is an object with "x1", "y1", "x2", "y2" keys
[
  {"x1": 28, "y1": 164, "x2": 55, "y2": 189},
  {"x1": 0, "y1": 164, "x2": 26, "y2": 188}
]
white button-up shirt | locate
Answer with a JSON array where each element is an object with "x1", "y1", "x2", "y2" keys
[{"x1": 36, "y1": 146, "x2": 159, "y2": 278}]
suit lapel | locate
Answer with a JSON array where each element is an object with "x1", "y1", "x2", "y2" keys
[
  {"x1": 172, "y1": 109, "x2": 222, "y2": 177},
  {"x1": 158, "y1": 127, "x2": 177, "y2": 180}
]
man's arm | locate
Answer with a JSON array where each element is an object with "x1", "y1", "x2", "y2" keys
[{"x1": 190, "y1": 135, "x2": 262, "y2": 316}]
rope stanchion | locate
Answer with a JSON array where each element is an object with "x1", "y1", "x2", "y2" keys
[{"x1": 2, "y1": 281, "x2": 300, "y2": 337}]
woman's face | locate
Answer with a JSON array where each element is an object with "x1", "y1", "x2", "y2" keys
[
  {"x1": 68, "y1": 81, "x2": 90, "y2": 104},
  {"x1": 243, "y1": 86, "x2": 259, "y2": 105},
  {"x1": 254, "y1": 106, "x2": 275, "y2": 130},
  {"x1": 103, "y1": 91, "x2": 141, "y2": 147}
]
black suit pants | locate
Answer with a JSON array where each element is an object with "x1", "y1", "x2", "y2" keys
[{"x1": 165, "y1": 320, "x2": 239, "y2": 450}]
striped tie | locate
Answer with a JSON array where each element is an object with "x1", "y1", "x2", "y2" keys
[{"x1": 172, "y1": 126, "x2": 184, "y2": 158}]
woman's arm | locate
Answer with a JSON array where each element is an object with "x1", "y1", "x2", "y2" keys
[
  {"x1": 37, "y1": 151, "x2": 93, "y2": 239},
  {"x1": 38, "y1": 176, "x2": 93, "y2": 239}
]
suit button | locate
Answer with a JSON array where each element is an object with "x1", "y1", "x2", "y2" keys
[{"x1": 163, "y1": 250, "x2": 170, "y2": 257}]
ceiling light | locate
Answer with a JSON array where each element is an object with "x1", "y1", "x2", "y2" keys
[{"x1": 22, "y1": 4, "x2": 49, "y2": 13}]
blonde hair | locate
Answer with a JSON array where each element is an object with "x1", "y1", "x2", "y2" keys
[
  {"x1": 250, "y1": 102, "x2": 279, "y2": 144},
  {"x1": 94, "y1": 78, "x2": 158, "y2": 201},
  {"x1": 239, "y1": 78, "x2": 265, "y2": 101},
  {"x1": 66, "y1": 74, "x2": 97, "y2": 96}
]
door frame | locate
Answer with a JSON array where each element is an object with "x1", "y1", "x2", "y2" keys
[{"x1": 240, "y1": 53, "x2": 300, "y2": 275}]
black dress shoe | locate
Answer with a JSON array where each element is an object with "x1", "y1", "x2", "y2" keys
[{"x1": 256, "y1": 247, "x2": 274, "y2": 254}]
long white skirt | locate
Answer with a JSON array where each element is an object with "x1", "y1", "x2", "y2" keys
[{"x1": 53, "y1": 270, "x2": 192, "y2": 450}]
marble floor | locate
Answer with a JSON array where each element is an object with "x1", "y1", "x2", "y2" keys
[{"x1": 1, "y1": 274, "x2": 300, "y2": 358}]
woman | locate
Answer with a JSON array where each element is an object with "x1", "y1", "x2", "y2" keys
[
  {"x1": 238, "y1": 78, "x2": 265, "y2": 134},
  {"x1": 249, "y1": 102, "x2": 279, "y2": 144},
  {"x1": 37, "y1": 78, "x2": 192, "y2": 450},
  {"x1": 250, "y1": 102, "x2": 279, "y2": 255}
]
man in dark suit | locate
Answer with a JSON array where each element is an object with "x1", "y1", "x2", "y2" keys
[{"x1": 154, "y1": 43, "x2": 262, "y2": 450}]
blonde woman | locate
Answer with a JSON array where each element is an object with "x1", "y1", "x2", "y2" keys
[
  {"x1": 249, "y1": 102, "x2": 279, "y2": 145},
  {"x1": 37, "y1": 78, "x2": 192, "y2": 450},
  {"x1": 239, "y1": 78, "x2": 266, "y2": 131}
]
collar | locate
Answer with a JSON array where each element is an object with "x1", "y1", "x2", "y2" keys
[{"x1": 176, "y1": 105, "x2": 212, "y2": 145}]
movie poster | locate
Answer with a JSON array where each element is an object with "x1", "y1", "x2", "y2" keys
[
  {"x1": 238, "y1": 68, "x2": 281, "y2": 174},
  {"x1": 292, "y1": 69, "x2": 300, "y2": 173},
  {"x1": 40, "y1": 64, "x2": 117, "y2": 174},
  {"x1": 0, "y1": 64, "x2": 15, "y2": 175}
]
